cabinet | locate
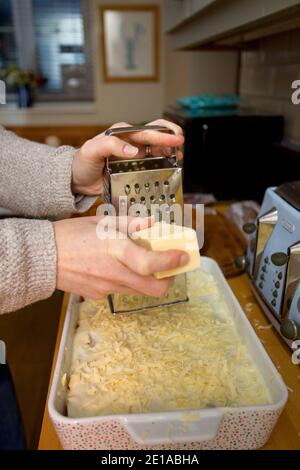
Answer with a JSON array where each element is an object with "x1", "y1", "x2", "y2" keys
[
  {"x1": 165, "y1": 0, "x2": 300, "y2": 50},
  {"x1": 164, "y1": 0, "x2": 217, "y2": 33},
  {"x1": 164, "y1": 107, "x2": 285, "y2": 201}
]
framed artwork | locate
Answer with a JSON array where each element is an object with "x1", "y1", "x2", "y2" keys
[{"x1": 100, "y1": 5, "x2": 159, "y2": 82}]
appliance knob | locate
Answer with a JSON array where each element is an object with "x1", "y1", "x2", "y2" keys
[
  {"x1": 235, "y1": 255, "x2": 247, "y2": 270},
  {"x1": 275, "y1": 281, "x2": 280, "y2": 289},
  {"x1": 242, "y1": 223, "x2": 256, "y2": 234},
  {"x1": 271, "y1": 252, "x2": 288, "y2": 266},
  {"x1": 280, "y1": 319, "x2": 300, "y2": 340}
]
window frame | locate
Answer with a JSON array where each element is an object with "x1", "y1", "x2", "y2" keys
[{"x1": 5, "y1": 0, "x2": 94, "y2": 103}]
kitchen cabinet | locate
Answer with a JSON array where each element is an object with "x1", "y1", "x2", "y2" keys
[
  {"x1": 164, "y1": 0, "x2": 217, "y2": 33},
  {"x1": 165, "y1": 0, "x2": 300, "y2": 50},
  {"x1": 164, "y1": 107, "x2": 284, "y2": 201}
]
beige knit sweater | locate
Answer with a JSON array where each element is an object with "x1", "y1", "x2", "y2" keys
[{"x1": 0, "y1": 125, "x2": 96, "y2": 314}]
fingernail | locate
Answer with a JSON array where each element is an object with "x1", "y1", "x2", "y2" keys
[
  {"x1": 124, "y1": 144, "x2": 138, "y2": 156},
  {"x1": 180, "y1": 253, "x2": 189, "y2": 266}
]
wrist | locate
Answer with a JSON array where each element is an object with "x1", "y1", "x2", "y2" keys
[
  {"x1": 71, "y1": 150, "x2": 83, "y2": 195},
  {"x1": 53, "y1": 219, "x2": 70, "y2": 292},
  {"x1": 71, "y1": 150, "x2": 103, "y2": 196}
]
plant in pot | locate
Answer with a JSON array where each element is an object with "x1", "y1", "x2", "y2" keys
[{"x1": 0, "y1": 66, "x2": 46, "y2": 108}]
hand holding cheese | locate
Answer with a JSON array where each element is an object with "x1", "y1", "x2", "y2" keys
[
  {"x1": 54, "y1": 216, "x2": 189, "y2": 300},
  {"x1": 131, "y1": 222, "x2": 200, "y2": 279}
]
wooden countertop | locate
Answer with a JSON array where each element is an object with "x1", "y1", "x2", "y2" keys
[{"x1": 38, "y1": 207, "x2": 300, "y2": 450}]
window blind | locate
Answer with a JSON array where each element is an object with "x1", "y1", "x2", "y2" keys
[
  {"x1": 1, "y1": 0, "x2": 93, "y2": 102},
  {"x1": 0, "y1": 0, "x2": 17, "y2": 69}
]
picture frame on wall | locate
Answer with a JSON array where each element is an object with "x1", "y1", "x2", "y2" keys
[{"x1": 100, "y1": 5, "x2": 159, "y2": 82}]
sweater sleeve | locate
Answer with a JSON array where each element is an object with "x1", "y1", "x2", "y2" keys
[
  {"x1": 0, "y1": 218, "x2": 57, "y2": 314},
  {"x1": 0, "y1": 126, "x2": 96, "y2": 218}
]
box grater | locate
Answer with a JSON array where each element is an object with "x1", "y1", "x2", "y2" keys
[{"x1": 103, "y1": 125, "x2": 188, "y2": 314}]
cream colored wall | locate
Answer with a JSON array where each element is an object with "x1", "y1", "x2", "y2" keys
[
  {"x1": 93, "y1": 0, "x2": 238, "y2": 121},
  {"x1": 1, "y1": 0, "x2": 238, "y2": 127},
  {"x1": 92, "y1": 0, "x2": 165, "y2": 124},
  {"x1": 164, "y1": 35, "x2": 239, "y2": 106},
  {"x1": 1, "y1": 0, "x2": 166, "y2": 127},
  {"x1": 94, "y1": 0, "x2": 239, "y2": 120},
  {"x1": 240, "y1": 29, "x2": 300, "y2": 145}
]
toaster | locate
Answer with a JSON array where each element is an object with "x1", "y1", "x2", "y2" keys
[{"x1": 244, "y1": 181, "x2": 300, "y2": 347}]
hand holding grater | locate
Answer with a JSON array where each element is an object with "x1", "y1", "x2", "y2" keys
[{"x1": 103, "y1": 125, "x2": 188, "y2": 314}]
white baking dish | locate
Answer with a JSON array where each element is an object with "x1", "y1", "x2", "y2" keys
[{"x1": 48, "y1": 257, "x2": 288, "y2": 450}]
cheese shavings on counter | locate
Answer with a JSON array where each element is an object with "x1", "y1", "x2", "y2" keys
[{"x1": 67, "y1": 270, "x2": 271, "y2": 418}]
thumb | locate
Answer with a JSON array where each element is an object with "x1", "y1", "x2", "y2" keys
[{"x1": 82, "y1": 134, "x2": 139, "y2": 161}]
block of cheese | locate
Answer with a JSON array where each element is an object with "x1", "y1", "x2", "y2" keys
[{"x1": 131, "y1": 221, "x2": 200, "y2": 279}]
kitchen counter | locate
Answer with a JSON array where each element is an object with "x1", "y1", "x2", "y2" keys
[
  {"x1": 38, "y1": 204, "x2": 300, "y2": 450},
  {"x1": 38, "y1": 274, "x2": 300, "y2": 450}
]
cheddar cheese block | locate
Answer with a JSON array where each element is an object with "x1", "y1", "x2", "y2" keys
[{"x1": 131, "y1": 221, "x2": 200, "y2": 279}]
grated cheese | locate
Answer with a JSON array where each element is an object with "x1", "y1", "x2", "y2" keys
[
  {"x1": 245, "y1": 303, "x2": 254, "y2": 312},
  {"x1": 61, "y1": 372, "x2": 67, "y2": 389},
  {"x1": 256, "y1": 324, "x2": 273, "y2": 331},
  {"x1": 67, "y1": 270, "x2": 271, "y2": 418}
]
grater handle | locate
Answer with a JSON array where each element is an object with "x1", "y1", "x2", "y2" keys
[{"x1": 105, "y1": 125, "x2": 178, "y2": 162}]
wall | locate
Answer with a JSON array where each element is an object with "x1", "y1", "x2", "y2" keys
[
  {"x1": 94, "y1": 0, "x2": 239, "y2": 119},
  {"x1": 91, "y1": 0, "x2": 165, "y2": 124},
  {"x1": 240, "y1": 29, "x2": 300, "y2": 145},
  {"x1": 0, "y1": 0, "x2": 165, "y2": 126},
  {"x1": 0, "y1": 0, "x2": 165, "y2": 127},
  {"x1": 0, "y1": 0, "x2": 238, "y2": 127},
  {"x1": 164, "y1": 36, "x2": 239, "y2": 105}
]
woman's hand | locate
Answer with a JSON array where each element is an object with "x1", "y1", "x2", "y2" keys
[
  {"x1": 53, "y1": 216, "x2": 189, "y2": 300},
  {"x1": 71, "y1": 119, "x2": 184, "y2": 196}
]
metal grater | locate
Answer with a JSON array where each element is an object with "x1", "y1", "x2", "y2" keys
[{"x1": 103, "y1": 125, "x2": 188, "y2": 314}]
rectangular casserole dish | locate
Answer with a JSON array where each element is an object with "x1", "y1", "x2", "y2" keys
[{"x1": 48, "y1": 257, "x2": 288, "y2": 450}]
